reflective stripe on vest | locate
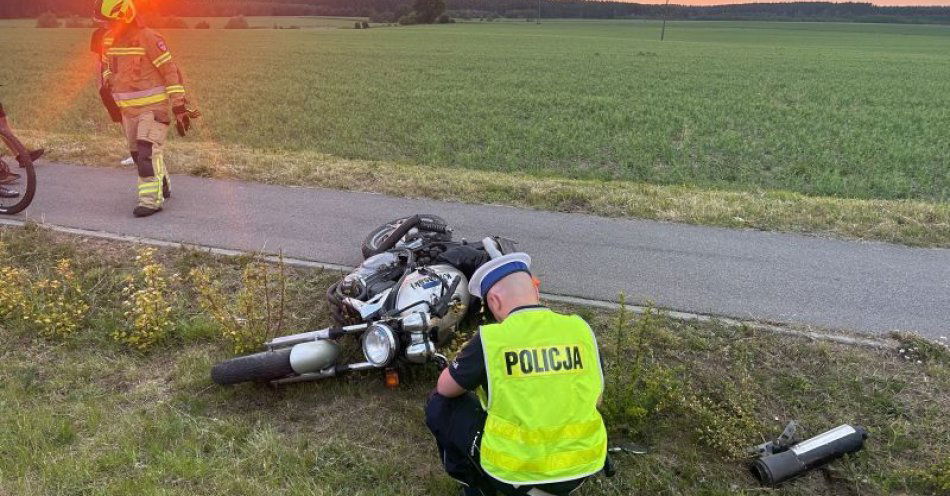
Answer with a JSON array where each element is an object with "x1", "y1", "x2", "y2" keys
[
  {"x1": 478, "y1": 308, "x2": 607, "y2": 485},
  {"x1": 113, "y1": 86, "x2": 169, "y2": 108},
  {"x1": 152, "y1": 51, "x2": 172, "y2": 68},
  {"x1": 106, "y1": 47, "x2": 146, "y2": 56}
]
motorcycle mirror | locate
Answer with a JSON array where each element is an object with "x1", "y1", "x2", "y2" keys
[
  {"x1": 481, "y1": 237, "x2": 503, "y2": 259},
  {"x1": 495, "y1": 237, "x2": 518, "y2": 255}
]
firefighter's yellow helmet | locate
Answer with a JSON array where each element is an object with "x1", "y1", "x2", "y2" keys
[{"x1": 94, "y1": 0, "x2": 137, "y2": 23}]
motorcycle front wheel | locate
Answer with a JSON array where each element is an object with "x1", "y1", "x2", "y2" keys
[{"x1": 211, "y1": 348, "x2": 295, "y2": 385}]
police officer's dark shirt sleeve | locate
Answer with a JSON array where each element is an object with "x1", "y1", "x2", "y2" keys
[{"x1": 448, "y1": 333, "x2": 486, "y2": 392}]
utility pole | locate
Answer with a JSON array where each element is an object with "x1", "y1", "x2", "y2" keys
[
  {"x1": 660, "y1": 0, "x2": 670, "y2": 41},
  {"x1": 537, "y1": 0, "x2": 541, "y2": 24}
]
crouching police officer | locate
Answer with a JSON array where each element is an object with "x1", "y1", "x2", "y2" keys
[
  {"x1": 92, "y1": 0, "x2": 200, "y2": 217},
  {"x1": 426, "y1": 251, "x2": 607, "y2": 496}
]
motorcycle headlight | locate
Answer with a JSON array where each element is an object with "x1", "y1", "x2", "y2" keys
[{"x1": 362, "y1": 324, "x2": 397, "y2": 367}]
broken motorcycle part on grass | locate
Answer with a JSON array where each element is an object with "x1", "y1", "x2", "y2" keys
[{"x1": 749, "y1": 421, "x2": 868, "y2": 486}]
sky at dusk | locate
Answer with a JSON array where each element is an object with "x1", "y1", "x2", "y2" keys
[{"x1": 670, "y1": 0, "x2": 950, "y2": 5}]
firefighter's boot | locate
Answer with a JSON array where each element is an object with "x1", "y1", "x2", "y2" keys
[{"x1": 133, "y1": 204, "x2": 161, "y2": 217}]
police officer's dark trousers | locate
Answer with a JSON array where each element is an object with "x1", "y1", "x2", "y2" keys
[{"x1": 424, "y1": 391, "x2": 587, "y2": 496}]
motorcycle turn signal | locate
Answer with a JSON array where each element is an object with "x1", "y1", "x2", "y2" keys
[{"x1": 385, "y1": 369, "x2": 400, "y2": 389}]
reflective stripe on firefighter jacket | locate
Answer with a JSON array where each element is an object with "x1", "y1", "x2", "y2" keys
[
  {"x1": 476, "y1": 307, "x2": 607, "y2": 485},
  {"x1": 100, "y1": 24, "x2": 187, "y2": 110}
]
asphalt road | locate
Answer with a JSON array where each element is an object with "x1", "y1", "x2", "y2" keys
[{"x1": 5, "y1": 163, "x2": 950, "y2": 338}]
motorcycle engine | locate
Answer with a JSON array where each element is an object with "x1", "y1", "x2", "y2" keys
[{"x1": 340, "y1": 251, "x2": 404, "y2": 299}]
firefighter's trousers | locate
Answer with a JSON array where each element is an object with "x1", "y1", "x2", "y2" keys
[{"x1": 122, "y1": 107, "x2": 169, "y2": 209}]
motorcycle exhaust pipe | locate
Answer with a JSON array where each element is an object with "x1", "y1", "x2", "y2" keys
[
  {"x1": 289, "y1": 340, "x2": 341, "y2": 374},
  {"x1": 273, "y1": 361, "x2": 376, "y2": 385},
  {"x1": 751, "y1": 424, "x2": 868, "y2": 486}
]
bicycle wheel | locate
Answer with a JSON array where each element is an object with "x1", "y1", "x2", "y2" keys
[
  {"x1": 0, "y1": 105, "x2": 38, "y2": 215},
  {"x1": 0, "y1": 158, "x2": 36, "y2": 215}
]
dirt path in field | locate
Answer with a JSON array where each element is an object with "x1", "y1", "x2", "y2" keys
[{"x1": 4, "y1": 162, "x2": 949, "y2": 339}]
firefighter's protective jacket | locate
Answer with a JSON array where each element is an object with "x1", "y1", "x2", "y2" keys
[{"x1": 99, "y1": 23, "x2": 187, "y2": 112}]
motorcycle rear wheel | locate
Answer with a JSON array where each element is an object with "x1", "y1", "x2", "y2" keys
[{"x1": 211, "y1": 348, "x2": 295, "y2": 385}]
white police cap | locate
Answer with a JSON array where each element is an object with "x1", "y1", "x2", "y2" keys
[{"x1": 468, "y1": 252, "x2": 532, "y2": 299}]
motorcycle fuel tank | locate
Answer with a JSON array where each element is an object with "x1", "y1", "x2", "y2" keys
[{"x1": 395, "y1": 264, "x2": 470, "y2": 342}]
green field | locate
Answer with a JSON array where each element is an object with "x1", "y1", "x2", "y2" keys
[
  {"x1": 1, "y1": 225, "x2": 948, "y2": 495},
  {"x1": 0, "y1": 19, "x2": 948, "y2": 244}
]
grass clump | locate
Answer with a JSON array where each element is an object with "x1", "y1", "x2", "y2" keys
[
  {"x1": 30, "y1": 259, "x2": 90, "y2": 339},
  {"x1": 601, "y1": 298, "x2": 681, "y2": 440},
  {"x1": 0, "y1": 225, "x2": 332, "y2": 355},
  {"x1": 894, "y1": 332, "x2": 950, "y2": 365},
  {"x1": 114, "y1": 248, "x2": 175, "y2": 351},
  {"x1": 191, "y1": 256, "x2": 289, "y2": 354},
  {"x1": 0, "y1": 265, "x2": 30, "y2": 319},
  {"x1": 677, "y1": 344, "x2": 761, "y2": 459},
  {"x1": 0, "y1": 242, "x2": 29, "y2": 319},
  {"x1": 0, "y1": 241, "x2": 89, "y2": 339},
  {"x1": 902, "y1": 458, "x2": 950, "y2": 493},
  {"x1": 601, "y1": 301, "x2": 760, "y2": 459}
]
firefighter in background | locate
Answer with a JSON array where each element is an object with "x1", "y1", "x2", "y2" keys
[{"x1": 93, "y1": 0, "x2": 200, "y2": 217}]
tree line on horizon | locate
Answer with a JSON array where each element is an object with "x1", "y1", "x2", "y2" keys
[{"x1": 2, "y1": 0, "x2": 949, "y2": 24}]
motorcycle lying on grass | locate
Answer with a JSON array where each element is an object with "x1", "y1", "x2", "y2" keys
[{"x1": 211, "y1": 214, "x2": 511, "y2": 387}]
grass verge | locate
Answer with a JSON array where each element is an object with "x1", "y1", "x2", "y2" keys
[
  {"x1": 25, "y1": 131, "x2": 950, "y2": 248},
  {"x1": 1, "y1": 224, "x2": 948, "y2": 495}
]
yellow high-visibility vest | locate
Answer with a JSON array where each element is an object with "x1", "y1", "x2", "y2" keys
[{"x1": 477, "y1": 307, "x2": 607, "y2": 485}]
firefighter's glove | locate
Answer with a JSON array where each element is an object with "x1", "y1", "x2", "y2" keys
[{"x1": 173, "y1": 104, "x2": 201, "y2": 137}]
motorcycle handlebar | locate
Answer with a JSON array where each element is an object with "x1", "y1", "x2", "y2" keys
[
  {"x1": 417, "y1": 219, "x2": 450, "y2": 234},
  {"x1": 266, "y1": 322, "x2": 369, "y2": 349}
]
